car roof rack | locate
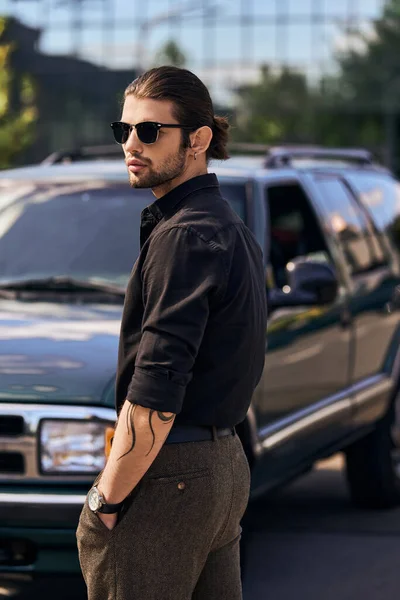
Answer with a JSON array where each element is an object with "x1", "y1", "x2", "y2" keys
[
  {"x1": 42, "y1": 142, "x2": 268, "y2": 165},
  {"x1": 41, "y1": 144, "x2": 121, "y2": 165},
  {"x1": 41, "y1": 142, "x2": 375, "y2": 169},
  {"x1": 263, "y1": 145, "x2": 374, "y2": 168}
]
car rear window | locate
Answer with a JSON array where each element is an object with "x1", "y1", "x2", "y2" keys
[
  {"x1": 313, "y1": 175, "x2": 388, "y2": 275},
  {"x1": 347, "y1": 173, "x2": 400, "y2": 253}
]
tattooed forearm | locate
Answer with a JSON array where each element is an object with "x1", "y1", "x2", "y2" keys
[
  {"x1": 118, "y1": 405, "x2": 174, "y2": 460},
  {"x1": 118, "y1": 403, "x2": 137, "y2": 460},
  {"x1": 147, "y1": 409, "x2": 156, "y2": 455},
  {"x1": 125, "y1": 403, "x2": 136, "y2": 435},
  {"x1": 145, "y1": 410, "x2": 175, "y2": 456},
  {"x1": 99, "y1": 403, "x2": 176, "y2": 504}
]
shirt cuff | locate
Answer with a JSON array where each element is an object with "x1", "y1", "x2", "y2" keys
[{"x1": 126, "y1": 367, "x2": 186, "y2": 414}]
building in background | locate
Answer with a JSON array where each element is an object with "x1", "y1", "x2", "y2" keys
[
  {"x1": 1, "y1": 0, "x2": 399, "y2": 171},
  {"x1": 1, "y1": 17, "x2": 136, "y2": 164}
]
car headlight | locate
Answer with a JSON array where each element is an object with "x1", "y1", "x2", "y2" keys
[{"x1": 40, "y1": 419, "x2": 110, "y2": 474}]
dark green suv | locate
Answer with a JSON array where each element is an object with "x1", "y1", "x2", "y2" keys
[{"x1": 0, "y1": 146, "x2": 399, "y2": 576}]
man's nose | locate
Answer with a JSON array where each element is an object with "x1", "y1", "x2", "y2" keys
[{"x1": 124, "y1": 127, "x2": 143, "y2": 154}]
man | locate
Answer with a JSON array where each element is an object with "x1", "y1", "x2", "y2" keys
[{"x1": 76, "y1": 66, "x2": 267, "y2": 600}]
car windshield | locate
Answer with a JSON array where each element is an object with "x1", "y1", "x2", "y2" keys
[
  {"x1": 0, "y1": 180, "x2": 153, "y2": 289},
  {"x1": 0, "y1": 176, "x2": 248, "y2": 291}
]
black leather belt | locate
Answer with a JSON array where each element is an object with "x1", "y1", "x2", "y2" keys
[{"x1": 165, "y1": 425, "x2": 235, "y2": 444}]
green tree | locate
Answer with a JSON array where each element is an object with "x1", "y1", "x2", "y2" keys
[
  {"x1": 154, "y1": 40, "x2": 186, "y2": 68},
  {"x1": 338, "y1": 0, "x2": 400, "y2": 108},
  {"x1": 0, "y1": 17, "x2": 37, "y2": 168},
  {"x1": 330, "y1": 0, "x2": 400, "y2": 167},
  {"x1": 232, "y1": 65, "x2": 318, "y2": 145},
  {"x1": 231, "y1": 0, "x2": 400, "y2": 161}
]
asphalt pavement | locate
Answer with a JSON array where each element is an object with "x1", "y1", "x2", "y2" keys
[
  {"x1": 1, "y1": 454, "x2": 400, "y2": 599},
  {"x1": 243, "y1": 454, "x2": 400, "y2": 600}
]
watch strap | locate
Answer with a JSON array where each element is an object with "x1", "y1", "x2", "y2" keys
[
  {"x1": 97, "y1": 500, "x2": 124, "y2": 514},
  {"x1": 89, "y1": 486, "x2": 125, "y2": 514}
]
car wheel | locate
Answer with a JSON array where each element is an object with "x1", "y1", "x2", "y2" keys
[{"x1": 345, "y1": 386, "x2": 400, "y2": 509}]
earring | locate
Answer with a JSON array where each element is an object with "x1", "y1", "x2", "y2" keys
[{"x1": 194, "y1": 152, "x2": 197, "y2": 160}]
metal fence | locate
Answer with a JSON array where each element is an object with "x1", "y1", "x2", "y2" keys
[{"x1": 1, "y1": 0, "x2": 395, "y2": 166}]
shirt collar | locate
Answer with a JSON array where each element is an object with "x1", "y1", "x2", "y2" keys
[{"x1": 147, "y1": 173, "x2": 219, "y2": 222}]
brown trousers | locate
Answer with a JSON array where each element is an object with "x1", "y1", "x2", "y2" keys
[{"x1": 76, "y1": 431, "x2": 250, "y2": 600}]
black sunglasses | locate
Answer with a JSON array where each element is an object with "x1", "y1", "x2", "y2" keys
[{"x1": 110, "y1": 121, "x2": 189, "y2": 145}]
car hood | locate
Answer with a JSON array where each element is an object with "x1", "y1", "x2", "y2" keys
[{"x1": 0, "y1": 299, "x2": 123, "y2": 406}]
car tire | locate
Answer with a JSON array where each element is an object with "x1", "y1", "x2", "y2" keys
[{"x1": 345, "y1": 386, "x2": 400, "y2": 509}]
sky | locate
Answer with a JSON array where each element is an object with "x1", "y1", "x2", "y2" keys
[{"x1": 1, "y1": 0, "x2": 388, "y2": 103}]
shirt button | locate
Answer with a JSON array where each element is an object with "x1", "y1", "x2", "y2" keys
[{"x1": 177, "y1": 482, "x2": 185, "y2": 490}]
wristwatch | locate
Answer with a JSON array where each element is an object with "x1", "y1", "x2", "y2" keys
[{"x1": 87, "y1": 486, "x2": 124, "y2": 514}]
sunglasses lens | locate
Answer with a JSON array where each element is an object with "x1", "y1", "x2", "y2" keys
[
  {"x1": 136, "y1": 122, "x2": 158, "y2": 144},
  {"x1": 112, "y1": 122, "x2": 129, "y2": 144}
]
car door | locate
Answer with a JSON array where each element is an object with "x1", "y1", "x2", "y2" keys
[
  {"x1": 252, "y1": 176, "x2": 352, "y2": 468},
  {"x1": 311, "y1": 172, "x2": 399, "y2": 426}
]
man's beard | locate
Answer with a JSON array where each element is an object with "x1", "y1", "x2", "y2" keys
[{"x1": 129, "y1": 145, "x2": 187, "y2": 190}]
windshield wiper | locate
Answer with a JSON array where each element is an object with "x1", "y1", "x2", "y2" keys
[{"x1": 0, "y1": 276, "x2": 126, "y2": 297}]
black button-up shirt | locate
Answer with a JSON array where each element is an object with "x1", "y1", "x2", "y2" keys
[{"x1": 115, "y1": 173, "x2": 267, "y2": 428}]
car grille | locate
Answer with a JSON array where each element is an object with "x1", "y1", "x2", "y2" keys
[
  {"x1": 0, "y1": 452, "x2": 24, "y2": 474},
  {"x1": 0, "y1": 403, "x2": 115, "y2": 482},
  {"x1": 0, "y1": 416, "x2": 24, "y2": 436}
]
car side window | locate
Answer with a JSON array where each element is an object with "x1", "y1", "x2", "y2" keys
[
  {"x1": 346, "y1": 172, "x2": 400, "y2": 254},
  {"x1": 265, "y1": 182, "x2": 331, "y2": 290},
  {"x1": 219, "y1": 183, "x2": 247, "y2": 223},
  {"x1": 313, "y1": 175, "x2": 388, "y2": 276}
]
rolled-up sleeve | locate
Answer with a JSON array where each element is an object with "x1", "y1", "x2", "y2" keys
[{"x1": 126, "y1": 226, "x2": 224, "y2": 414}]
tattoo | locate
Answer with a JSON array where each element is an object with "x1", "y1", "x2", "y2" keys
[
  {"x1": 147, "y1": 410, "x2": 156, "y2": 455},
  {"x1": 145, "y1": 410, "x2": 175, "y2": 456},
  {"x1": 157, "y1": 412, "x2": 175, "y2": 423},
  {"x1": 117, "y1": 403, "x2": 137, "y2": 460},
  {"x1": 118, "y1": 404, "x2": 174, "y2": 460}
]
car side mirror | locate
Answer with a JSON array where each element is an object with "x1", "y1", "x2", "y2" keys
[{"x1": 268, "y1": 259, "x2": 338, "y2": 311}]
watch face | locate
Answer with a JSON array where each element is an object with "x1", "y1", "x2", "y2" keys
[{"x1": 88, "y1": 487, "x2": 102, "y2": 512}]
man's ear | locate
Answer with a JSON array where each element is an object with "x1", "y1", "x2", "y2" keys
[{"x1": 189, "y1": 126, "x2": 213, "y2": 159}]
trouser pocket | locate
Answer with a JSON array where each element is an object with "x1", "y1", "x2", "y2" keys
[
  {"x1": 76, "y1": 481, "x2": 143, "y2": 600},
  {"x1": 76, "y1": 502, "x2": 116, "y2": 600}
]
